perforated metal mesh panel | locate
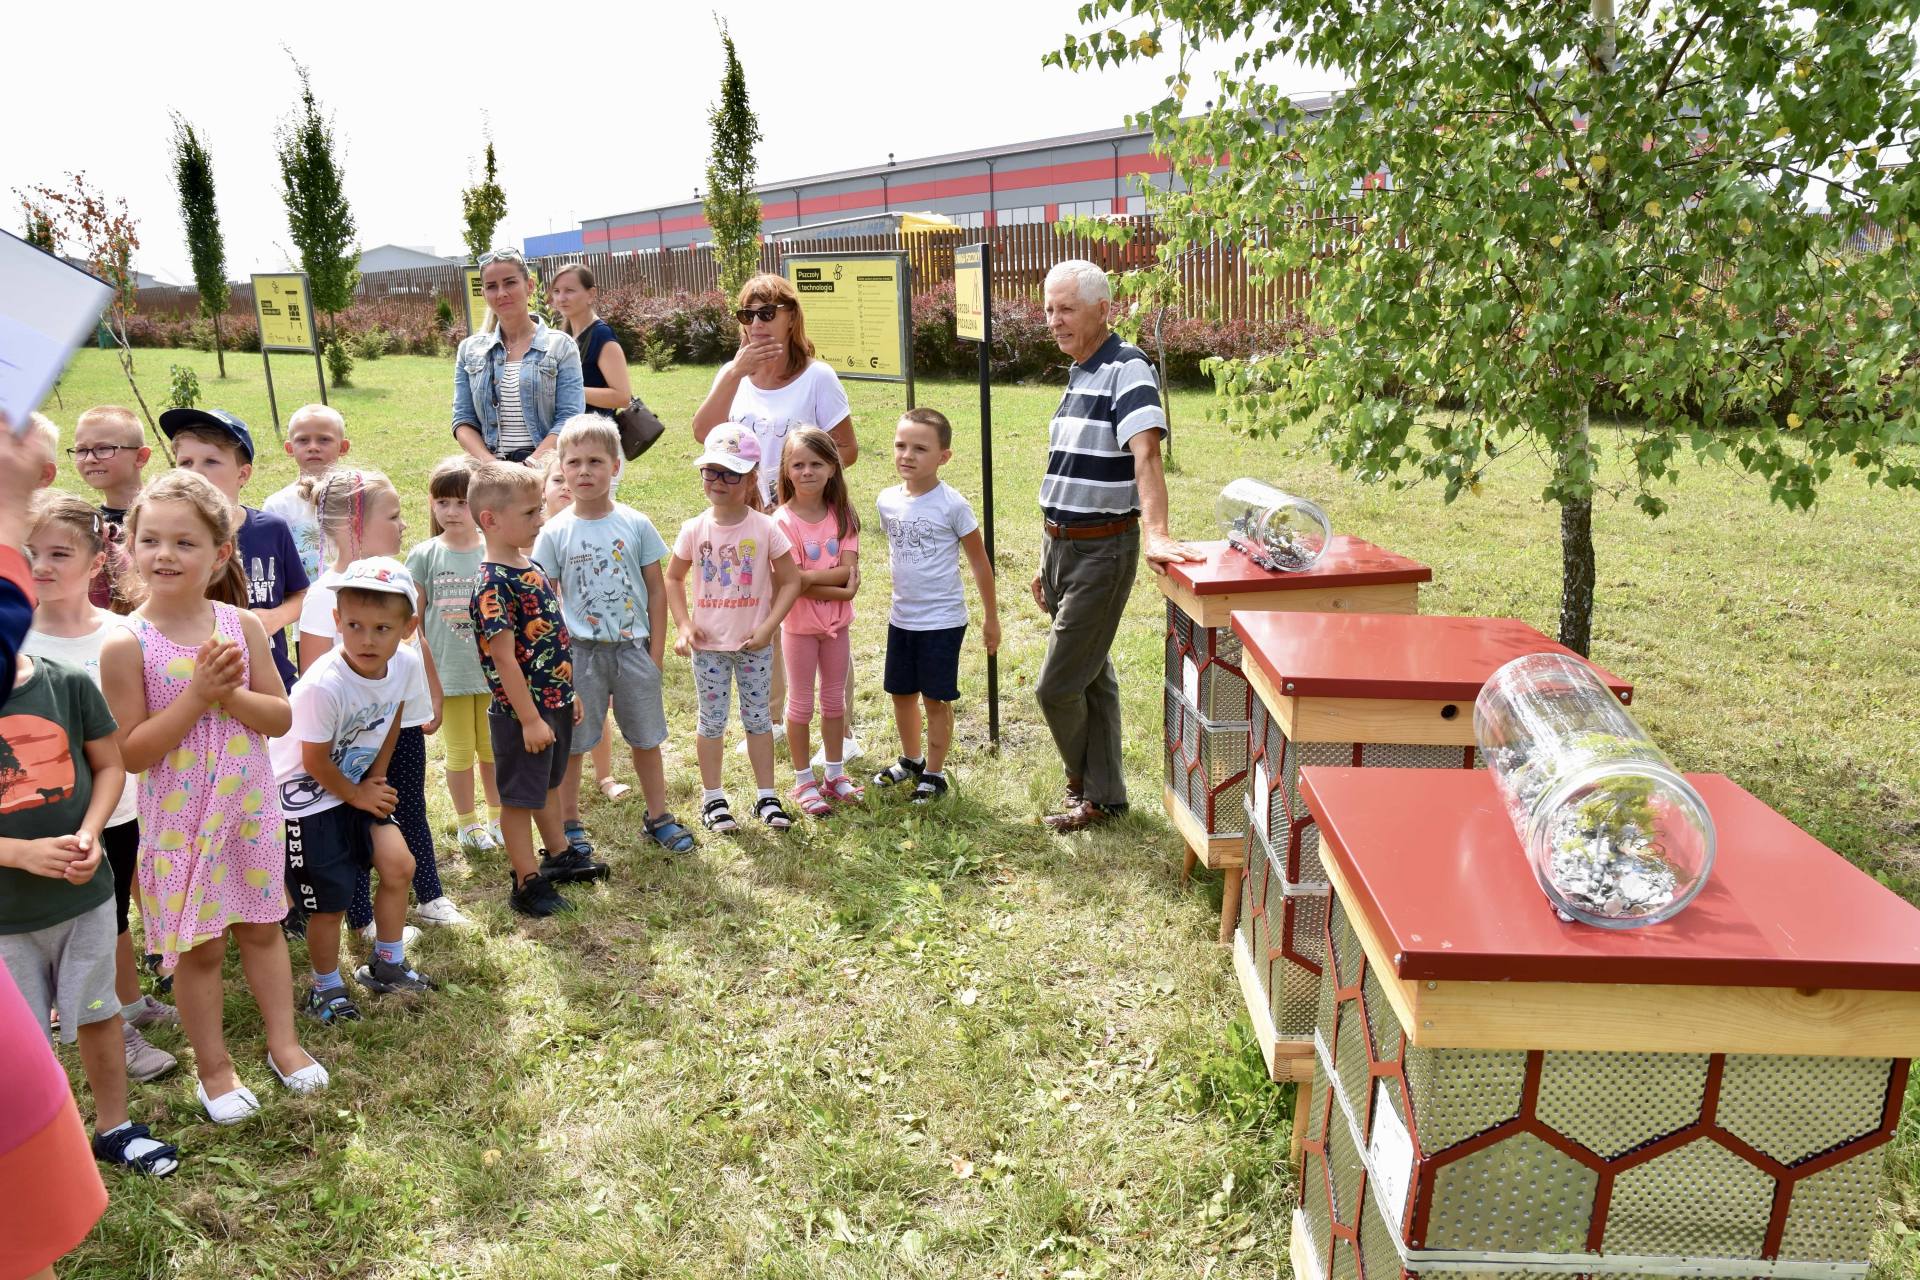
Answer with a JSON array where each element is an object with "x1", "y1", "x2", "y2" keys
[
  {"x1": 1356, "y1": 742, "x2": 1475, "y2": 771},
  {"x1": 1603, "y1": 1138, "x2": 1773, "y2": 1258},
  {"x1": 1282, "y1": 736, "x2": 1355, "y2": 833},
  {"x1": 1295, "y1": 821, "x2": 1327, "y2": 885},
  {"x1": 1717, "y1": 1054, "x2": 1894, "y2": 1166},
  {"x1": 1241, "y1": 860, "x2": 1262, "y2": 956},
  {"x1": 1358, "y1": 1187, "x2": 1405, "y2": 1280},
  {"x1": 1250, "y1": 697, "x2": 1289, "y2": 841},
  {"x1": 1330, "y1": 1238, "x2": 1360, "y2": 1280},
  {"x1": 1275, "y1": 893, "x2": 1329, "y2": 1038},
  {"x1": 1316, "y1": 949, "x2": 1340, "y2": 1047},
  {"x1": 1304, "y1": 1140, "x2": 1333, "y2": 1265},
  {"x1": 1424, "y1": 1132, "x2": 1598, "y2": 1253},
  {"x1": 1363, "y1": 964, "x2": 1403, "y2": 1065},
  {"x1": 1337, "y1": 1001, "x2": 1374, "y2": 1138},
  {"x1": 1403, "y1": 1045, "x2": 1529, "y2": 1156},
  {"x1": 1327, "y1": 1092, "x2": 1365, "y2": 1229},
  {"x1": 1165, "y1": 682, "x2": 1249, "y2": 837},
  {"x1": 1777, "y1": 1146, "x2": 1887, "y2": 1261},
  {"x1": 1535, "y1": 1050, "x2": 1710, "y2": 1159},
  {"x1": 1164, "y1": 601, "x2": 1251, "y2": 721},
  {"x1": 1329, "y1": 896, "x2": 1363, "y2": 990}
]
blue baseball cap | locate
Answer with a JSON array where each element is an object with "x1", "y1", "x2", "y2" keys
[{"x1": 159, "y1": 407, "x2": 255, "y2": 462}]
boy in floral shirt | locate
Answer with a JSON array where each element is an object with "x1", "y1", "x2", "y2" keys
[{"x1": 467, "y1": 461, "x2": 604, "y2": 919}]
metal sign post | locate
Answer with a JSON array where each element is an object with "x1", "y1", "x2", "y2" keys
[
  {"x1": 954, "y1": 241, "x2": 998, "y2": 748},
  {"x1": 250, "y1": 272, "x2": 325, "y2": 440}
]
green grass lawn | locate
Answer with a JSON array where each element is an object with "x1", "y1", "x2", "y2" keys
[{"x1": 37, "y1": 347, "x2": 1920, "y2": 1278}]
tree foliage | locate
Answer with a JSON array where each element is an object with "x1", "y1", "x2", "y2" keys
[
  {"x1": 1053, "y1": 1, "x2": 1920, "y2": 652},
  {"x1": 462, "y1": 139, "x2": 509, "y2": 264},
  {"x1": 704, "y1": 19, "x2": 764, "y2": 300},
  {"x1": 276, "y1": 54, "x2": 359, "y2": 378},
  {"x1": 170, "y1": 114, "x2": 231, "y2": 377},
  {"x1": 21, "y1": 204, "x2": 56, "y2": 252}
]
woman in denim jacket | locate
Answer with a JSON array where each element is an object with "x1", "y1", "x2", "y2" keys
[{"x1": 452, "y1": 246, "x2": 585, "y2": 462}]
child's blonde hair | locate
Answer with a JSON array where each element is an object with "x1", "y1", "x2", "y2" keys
[
  {"x1": 76, "y1": 405, "x2": 143, "y2": 443},
  {"x1": 300, "y1": 466, "x2": 399, "y2": 565},
  {"x1": 467, "y1": 459, "x2": 542, "y2": 521},
  {"x1": 127, "y1": 470, "x2": 248, "y2": 609},
  {"x1": 287, "y1": 404, "x2": 345, "y2": 437},
  {"x1": 778, "y1": 427, "x2": 859, "y2": 541},
  {"x1": 426, "y1": 455, "x2": 477, "y2": 536},
  {"x1": 27, "y1": 412, "x2": 60, "y2": 455},
  {"x1": 30, "y1": 490, "x2": 145, "y2": 611},
  {"x1": 555, "y1": 414, "x2": 622, "y2": 468}
]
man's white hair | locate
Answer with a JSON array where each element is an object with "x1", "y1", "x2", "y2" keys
[
  {"x1": 288, "y1": 403, "x2": 345, "y2": 435},
  {"x1": 1044, "y1": 259, "x2": 1112, "y2": 306}
]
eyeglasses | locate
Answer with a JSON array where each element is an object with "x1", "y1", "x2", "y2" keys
[
  {"x1": 67, "y1": 444, "x2": 136, "y2": 461},
  {"x1": 734, "y1": 304, "x2": 790, "y2": 324},
  {"x1": 700, "y1": 467, "x2": 749, "y2": 484}
]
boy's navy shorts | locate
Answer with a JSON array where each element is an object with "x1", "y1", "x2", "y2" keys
[{"x1": 883, "y1": 624, "x2": 966, "y2": 703}]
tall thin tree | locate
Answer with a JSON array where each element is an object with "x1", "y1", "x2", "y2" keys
[
  {"x1": 276, "y1": 55, "x2": 359, "y2": 386},
  {"x1": 170, "y1": 114, "x2": 231, "y2": 378},
  {"x1": 462, "y1": 137, "x2": 509, "y2": 265},
  {"x1": 704, "y1": 18, "x2": 763, "y2": 300}
]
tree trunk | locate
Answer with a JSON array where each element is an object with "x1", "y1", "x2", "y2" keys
[
  {"x1": 213, "y1": 311, "x2": 226, "y2": 378},
  {"x1": 1556, "y1": 400, "x2": 1596, "y2": 656}
]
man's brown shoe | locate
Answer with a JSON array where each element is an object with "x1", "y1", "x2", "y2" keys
[{"x1": 1043, "y1": 798, "x2": 1114, "y2": 833}]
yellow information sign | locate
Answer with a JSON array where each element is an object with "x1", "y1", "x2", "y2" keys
[
  {"x1": 954, "y1": 244, "x2": 987, "y2": 342},
  {"x1": 783, "y1": 253, "x2": 908, "y2": 381},
  {"x1": 463, "y1": 268, "x2": 489, "y2": 335},
  {"x1": 253, "y1": 274, "x2": 317, "y2": 352}
]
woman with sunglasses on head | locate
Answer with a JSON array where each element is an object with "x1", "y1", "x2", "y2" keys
[
  {"x1": 451, "y1": 247, "x2": 584, "y2": 464},
  {"x1": 548, "y1": 265, "x2": 632, "y2": 421},
  {"x1": 692, "y1": 274, "x2": 859, "y2": 509}
]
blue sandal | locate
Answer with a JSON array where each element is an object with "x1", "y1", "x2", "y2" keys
[
  {"x1": 645, "y1": 811, "x2": 695, "y2": 852},
  {"x1": 93, "y1": 1122, "x2": 180, "y2": 1177}
]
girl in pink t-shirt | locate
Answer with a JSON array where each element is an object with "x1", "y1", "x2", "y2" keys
[
  {"x1": 666, "y1": 424, "x2": 804, "y2": 833},
  {"x1": 774, "y1": 427, "x2": 862, "y2": 815}
]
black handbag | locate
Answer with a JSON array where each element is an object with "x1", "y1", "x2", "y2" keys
[{"x1": 614, "y1": 396, "x2": 665, "y2": 460}]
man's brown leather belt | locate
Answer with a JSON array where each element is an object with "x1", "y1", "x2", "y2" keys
[{"x1": 1043, "y1": 514, "x2": 1139, "y2": 540}]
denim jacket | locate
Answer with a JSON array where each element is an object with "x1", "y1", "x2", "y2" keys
[{"x1": 451, "y1": 319, "x2": 584, "y2": 454}]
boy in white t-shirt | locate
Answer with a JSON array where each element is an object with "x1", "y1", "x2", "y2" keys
[
  {"x1": 871, "y1": 409, "x2": 1000, "y2": 803},
  {"x1": 261, "y1": 405, "x2": 351, "y2": 583},
  {"x1": 269, "y1": 558, "x2": 434, "y2": 1024}
]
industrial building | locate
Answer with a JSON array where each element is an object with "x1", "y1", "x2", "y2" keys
[{"x1": 522, "y1": 112, "x2": 1327, "y2": 258}]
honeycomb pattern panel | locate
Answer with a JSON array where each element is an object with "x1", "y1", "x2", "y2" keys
[
  {"x1": 1282, "y1": 737, "x2": 1354, "y2": 834},
  {"x1": 1535, "y1": 1050, "x2": 1710, "y2": 1159},
  {"x1": 1249, "y1": 700, "x2": 1288, "y2": 840},
  {"x1": 1315, "y1": 950, "x2": 1340, "y2": 1048},
  {"x1": 1603, "y1": 1138, "x2": 1772, "y2": 1258},
  {"x1": 1330, "y1": 1237, "x2": 1359, "y2": 1280},
  {"x1": 1325, "y1": 1090, "x2": 1365, "y2": 1229},
  {"x1": 1776, "y1": 1147, "x2": 1887, "y2": 1262},
  {"x1": 1275, "y1": 938, "x2": 1322, "y2": 1038},
  {"x1": 1328, "y1": 895, "x2": 1364, "y2": 990},
  {"x1": 1336, "y1": 1001, "x2": 1374, "y2": 1137},
  {"x1": 1717, "y1": 1054, "x2": 1893, "y2": 1166},
  {"x1": 1403, "y1": 1045, "x2": 1528, "y2": 1156},
  {"x1": 1358, "y1": 1169, "x2": 1406, "y2": 1279},
  {"x1": 1290, "y1": 889, "x2": 1328, "y2": 968},
  {"x1": 1362, "y1": 963, "x2": 1404, "y2": 1065},
  {"x1": 1423, "y1": 1131, "x2": 1597, "y2": 1253},
  {"x1": 1304, "y1": 1141, "x2": 1333, "y2": 1262},
  {"x1": 1295, "y1": 818, "x2": 1328, "y2": 885}
]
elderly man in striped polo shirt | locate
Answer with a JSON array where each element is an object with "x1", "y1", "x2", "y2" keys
[{"x1": 1031, "y1": 260, "x2": 1201, "y2": 832}]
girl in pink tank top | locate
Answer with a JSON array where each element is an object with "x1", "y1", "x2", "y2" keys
[{"x1": 100, "y1": 471, "x2": 327, "y2": 1124}]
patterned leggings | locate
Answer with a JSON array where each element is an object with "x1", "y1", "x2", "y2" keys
[
  {"x1": 348, "y1": 727, "x2": 444, "y2": 929},
  {"x1": 692, "y1": 645, "x2": 774, "y2": 738}
]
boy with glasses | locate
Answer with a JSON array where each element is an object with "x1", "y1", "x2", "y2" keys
[{"x1": 68, "y1": 406, "x2": 149, "y2": 613}]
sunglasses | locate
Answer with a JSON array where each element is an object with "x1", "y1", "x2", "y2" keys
[
  {"x1": 700, "y1": 467, "x2": 749, "y2": 484},
  {"x1": 734, "y1": 304, "x2": 790, "y2": 324}
]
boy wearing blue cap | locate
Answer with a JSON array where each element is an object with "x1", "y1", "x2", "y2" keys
[{"x1": 160, "y1": 408, "x2": 310, "y2": 689}]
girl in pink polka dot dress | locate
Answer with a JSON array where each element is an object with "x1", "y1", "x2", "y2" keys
[{"x1": 101, "y1": 470, "x2": 326, "y2": 1124}]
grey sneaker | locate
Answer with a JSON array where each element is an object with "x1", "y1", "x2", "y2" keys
[
  {"x1": 354, "y1": 957, "x2": 435, "y2": 995},
  {"x1": 122, "y1": 1022, "x2": 178, "y2": 1082},
  {"x1": 125, "y1": 993, "x2": 179, "y2": 1029}
]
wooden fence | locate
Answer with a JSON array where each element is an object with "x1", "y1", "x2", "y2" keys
[{"x1": 133, "y1": 218, "x2": 1318, "y2": 323}]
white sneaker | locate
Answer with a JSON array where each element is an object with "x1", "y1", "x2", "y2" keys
[
  {"x1": 735, "y1": 723, "x2": 788, "y2": 756},
  {"x1": 413, "y1": 895, "x2": 471, "y2": 927},
  {"x1": 812, "y1": 734, "x2": 866, "y2": 769},
  {"x1": 457, "y1": 821, "x2": 496, "y2": 854},
  {"x1": 360, "y1": 923, "x2": 421, "y2": 945}
]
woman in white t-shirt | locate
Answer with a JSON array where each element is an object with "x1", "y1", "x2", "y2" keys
[{"x1": 693, "y1": 273, "x2": 859, "y2": 508}]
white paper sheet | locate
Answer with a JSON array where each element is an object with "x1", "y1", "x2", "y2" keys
[{"x1": 0, "y1": 231, "x2": 113, "y2": 431}]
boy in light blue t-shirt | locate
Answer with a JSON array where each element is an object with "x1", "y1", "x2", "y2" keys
[{"x1": 532, "y1": 417, "x2": 695, "y2": 854}]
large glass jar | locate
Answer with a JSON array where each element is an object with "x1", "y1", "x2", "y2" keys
[
  {"x1": 1214, "y1": 479, "x2": 1332, "y2": 571},
  {"x1": 1475, "y1": 652, "x2": 1715, "y2": 928}
]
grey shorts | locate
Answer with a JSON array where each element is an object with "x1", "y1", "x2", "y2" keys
[
  {"x1": 571, "y1": 638, "x2": 668, "y2": 753},
  {"x1": 490, "y1": 705, "x2": 574, "y2": 809},
  {"x1": 0, "y1": 897, "x2": 120, "y2": 1044}
]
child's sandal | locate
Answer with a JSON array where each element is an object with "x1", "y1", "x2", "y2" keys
[
  {"x1": 700, "y1": 797, "x2": 738, "y2": 833},
  {"x1": 645, "y1": 811, "x2": 696, "y2": 852},
  {"x1": 910, "y1": 773, "x2": 950, "y2": 804},
  {"x1": 791, "y1": 780, "x2": 831, "y2": 817},
  {"x1": 823, "y1": 774, "x2": 865, "y2": 804},
  {"x1": 873, "y1": 756, "x2": 924, "y2": 788},
  {"x1": 92, "y1": 1122, "x2": 180, "y2": 1177},
  {"x1": 755, "y1": 795, "x2": 793, "y2": 830}
]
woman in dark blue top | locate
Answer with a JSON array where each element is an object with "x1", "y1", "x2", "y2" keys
[{"x1": 549, "y1": 264, "x2": 632, "y2": 419}]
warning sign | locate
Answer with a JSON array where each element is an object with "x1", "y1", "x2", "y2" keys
[
  {"x1": 782, "y1": 253, "x2": 908, "y2": 382},
  {"x1": 954, "y1": 243, "x2": 987, "y2": 342},
  {"x1": 252, "y1": 274, "x2": 317, "y2": 352}
]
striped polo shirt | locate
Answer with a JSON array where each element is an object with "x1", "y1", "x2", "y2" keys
[{"x1": 1039, "y1": 331, "x2": 1167, "y2": 525}]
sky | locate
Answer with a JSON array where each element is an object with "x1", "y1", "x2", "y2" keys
[{"x1": 7, "y1": 2, "x2": 1328, "y2": 285}]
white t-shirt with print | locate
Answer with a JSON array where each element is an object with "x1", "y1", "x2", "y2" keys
[
  {"x1": 269, "y1": 644, "x2": 431, "y2": 819},
  {"x1": 875, "y1": 481, "x2": 979, "y2": 631},
  {"x1": 262, "y1": 481, "x2": 326, "y2": 583},
  {"x1": 714, "y1": 360, "x2": 852, "y2": 506},
  {"x1": 23, "y1": 620, "x2": 139, "y2": 828}
]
